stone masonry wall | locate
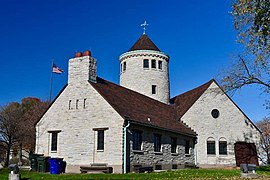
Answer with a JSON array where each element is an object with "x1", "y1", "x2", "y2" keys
[
  {"x1": 120, "y1": 50, "x2": 170, "y2": 104},
  {"x1": 181, "y1": 82, "x2": 261, "y2": 167},
  {"x1": 127, "y1": 124, "x2": 195, "y2": 172}
]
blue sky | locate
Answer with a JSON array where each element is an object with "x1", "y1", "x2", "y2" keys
[{"x1": 0, "y1": 0, "x2": 268, "y2": 121}]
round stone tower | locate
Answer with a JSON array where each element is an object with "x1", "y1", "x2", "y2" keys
[{"x1": 119, "y1": 34, "x2": 170, "y2": 104}]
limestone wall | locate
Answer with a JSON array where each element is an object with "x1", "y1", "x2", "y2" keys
[
  {"x1": 120, "y1": 50, "x2": 170, "y2": 104},
  {"x1": 35, "y1": 82, "x2": 124, "y2": 173},
  {"x1": 127, "y1": 124, "x2": 195, "y2": 172},
  {"x1": 181, "y1": 82, "x2": 261, "y2": 166}
]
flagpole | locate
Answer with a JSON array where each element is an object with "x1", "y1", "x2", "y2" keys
[{"x1": 49, "y1": 59, "x2": 54, "y2": 102}]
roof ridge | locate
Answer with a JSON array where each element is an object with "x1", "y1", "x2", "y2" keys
[
  {"x1": 129, "y1": 34, "x2": 160, "y2": 52},
  {"x1": 170, "y1": 79, "x2": 215, "y2": 120}
]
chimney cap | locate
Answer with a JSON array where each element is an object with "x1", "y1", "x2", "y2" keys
[
  {"x1": 83, "y1": 50, "x2": 91, "y2": 56},
  {"x1": 75, "y1": 52, "x2": 82, "y2": 58}
]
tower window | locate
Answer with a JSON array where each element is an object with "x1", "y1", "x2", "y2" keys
[
  {"x1": 123, "y1": 62, "x2": 126, "y2": 71},
  {"x1": 158, "y1": 61, "x2": 162, "y2": 70},
  {"x1": 143, "y1": 59, "x2": 149, "y2": 68},
  {"x1": 120, "y1": 64, "x2": 122, "y2": 72},
  {"x1": 151, "y1": 59, "x2": 156, "y2": 68},
  {"x1": 152, "y1": 85, "x2": 157, "y2": 94}
]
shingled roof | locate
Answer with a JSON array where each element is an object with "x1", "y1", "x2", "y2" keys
[
  {"x1": 129, "y1": 34, "x2": 160, "y2": 52},
  {"x1": 170, "y1": 79, "x2": 214, "y2": 120},
  {"x1": 90, "y1": 77, "x2": 196, "y2": 136}
]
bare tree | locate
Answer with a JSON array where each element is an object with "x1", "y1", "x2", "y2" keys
[
  {"x1": 256, "y1": 118, "x2": 270, "y2": 164},
  {"x1": 0, "y1": 98, "x2": 49, "y2": 167},
  {"x1": 0, "y1": 103, "x2": 24, "y2": 167},
  {"x1": 221, "y1": 0, "x2": 270, "y2": 94}
]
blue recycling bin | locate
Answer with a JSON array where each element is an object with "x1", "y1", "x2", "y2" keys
[{"x1": 49, "y1": 158, "x2": 63, "y2": 174}]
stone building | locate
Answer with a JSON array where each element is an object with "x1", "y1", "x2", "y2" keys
[{"x1": 35, "y1": 33, "x2": 261, "y2": 173}]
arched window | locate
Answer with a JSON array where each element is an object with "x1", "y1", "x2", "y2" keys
[
  {"x1": 207, "y1": 137, "x2": 215, "y2": 155},
  {"x1": 219, "y1": 137, "x2": 227, "y2": 155}
]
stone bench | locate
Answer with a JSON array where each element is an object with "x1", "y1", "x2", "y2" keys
[{"x1": 80, "y1": 163, "x2": 113, "y2": 173}]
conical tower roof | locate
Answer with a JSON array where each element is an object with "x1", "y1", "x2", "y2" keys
[{"x1": 129, "y1": 34, "x2": 160, "y2": 52}]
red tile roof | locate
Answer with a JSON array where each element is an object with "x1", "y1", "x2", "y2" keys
[
  {"x1": 170, "y1": 79, "x2": 214, "y2": 120},
  {"x1": 90, "y1": 77, "x2": 196, "y2": 136},
  {"x1": 129, "y1": 34, "x2": 160, "y2": 52}
]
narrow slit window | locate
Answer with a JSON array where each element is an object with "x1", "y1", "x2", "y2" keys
[
  {"x1": 69, "y1": 100, "x2": 72, "y2": 110},
  {"x1": 171, "y1": 137, "x2": 177, "y2": 153},
  {"x1": 76, "y1": 99, "x2": 79, "y2": 109},
  {"x1": 83, "y1": 98, "x2": 86, "y2": 109},
  {"x1": 154, "y1": 134, "x2": 161, "y2": 152},
  {"x1": 120, "y1": 64, "x2": 122, "y2": 72}
]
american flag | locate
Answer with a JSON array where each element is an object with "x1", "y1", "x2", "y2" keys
[{"x1": 52, "y1": 63, "x2": 64, "y2": 74}]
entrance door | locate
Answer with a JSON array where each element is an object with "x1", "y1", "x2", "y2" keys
[{"x1": 234, "y1": 142, "x2": 259, "y2": 166}]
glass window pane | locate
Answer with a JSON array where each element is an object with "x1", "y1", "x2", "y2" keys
[
  {"x1": 143, "y1": 59, "x2": 149, "y2": 68},
  {"x1": 219, "y1": 141, "x2": 227, "y2": 155},
  {"x1": 51, "y1": 132, "x2": 58, "y2": 151},
  {"x1": 97, "y1": 130, "x2": 104, "y2": 150},
  {"x1": 151, "y1": 60, "x2": 156, "y2": 68},
  {"x1": 207, "y1": 141, "x2": 215, "y2": 155}
]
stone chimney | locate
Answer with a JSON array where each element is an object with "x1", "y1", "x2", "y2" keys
[{"x1": 68, "y1": 50, "x2": 97, "y2": 84}]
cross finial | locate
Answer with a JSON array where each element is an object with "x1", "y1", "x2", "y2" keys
[{"x1": 141, "y1": 20, "x2": 148, "y2": 35}]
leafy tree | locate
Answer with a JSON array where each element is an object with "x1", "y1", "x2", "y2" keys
[
  {"x1": 256, "y1": 118, "x2": 270, "y2": 164},
  {"x1": 0, "y1": 98, "x2": 49, "y2": 167},
  {"x1": 221, "y1": 0, "x2": 270, "y2": 93}
]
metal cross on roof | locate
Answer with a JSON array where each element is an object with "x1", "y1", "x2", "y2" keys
[{"x1": 141, "y1": 20, "x2": 148, "y2": 35}]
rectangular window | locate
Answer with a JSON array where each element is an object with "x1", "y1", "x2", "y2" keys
[
  {"x1": 158, "y1": 61, "x2": 162, "y2": 70},
  {"x1": 132, "y1": 130, "x2": 142, "y2": 150},
  {"x1": 171, "y1": 137, "x2": 177, "y2": 153},
  {"x1": 120, "y1": 64, "x2": 122, "y2": 72},
  {"x1": 97, "y1": 130, "x2": 104, "y2": 150},
  {"x1": 151, "y1": 59, "x2": 156, "y2": 68},
  {"x1": 143, "y1": 59, "x2": 149, "y2": 68},
  {"x1": 123, "y1": 62, "x2": 126, "y2": 71},
  {"x1": 154, "y1": 134, "x2": 161, "y2": 152},
  {"x1": 152, "y1": 85, "x2": 157, "y2": 94},
  {"x1": 207, "y1": 141, "x2": 215, "y2": 155},
  {"x1": 219, "y1": 141, "x2": 227, "y2": 155},
  {"x1": 50, "y1": 132, "x2": 58, "y2": 151},
  {"x1": 185, "y1": 140, "x2": 190, "y2": 154}
]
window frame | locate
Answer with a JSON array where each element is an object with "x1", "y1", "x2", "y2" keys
[
  {"x1": 123, "y1": 62, "x2": 126, "y2": 71},
  {"x1": 158, "y1": 60, "x2": 162, "y2": 70},
  {"x1": 219, "y1": 141, "x2": 227, "y2": 155},
  {"x1": 207, "y1": 141, "x2": 216, "y2": 155},
  {"x1": 151, "y1": 59, "x2": 156, "y2": 69},
  {"x1": 171, "y1": 137, "x2": 177, "y2": 153},
  {"x1": 132, "y1": 130, "x2": 142, "y2": 150},
  {"x1": 143, "y1": 59, "x2": 149, "y2": 68},
  {"x1": 154, "y1": 134, "x2": 162, "y2": 152},
  {"x1": 48, "y1": 130, "x2": 61, "y2": 152},
  {"x1": 97, "y1": 130, "x2": 105, "y2": 151},
  {"x1": 185, "y1": 140, "x2": 190, "y2": 154},
  {"x1": 152, "y1": 85, "x2": 157, "y2": 94}
]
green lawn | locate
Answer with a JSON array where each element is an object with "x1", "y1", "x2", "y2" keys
[{"x1": 0, "y1": 168, "x2": 270, "y2": 180}]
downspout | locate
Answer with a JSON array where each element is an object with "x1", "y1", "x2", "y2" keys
[
  {"x1": 123, "y1": 121, "x2": 130, "y2": 174},
  {"x1": 194, "y1": 138, "x2": 197, "y2": 166}
]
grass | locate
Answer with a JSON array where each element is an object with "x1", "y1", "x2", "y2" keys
[{"x1": 0, "y1": 168, "x2": 270, "y2": 180}]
